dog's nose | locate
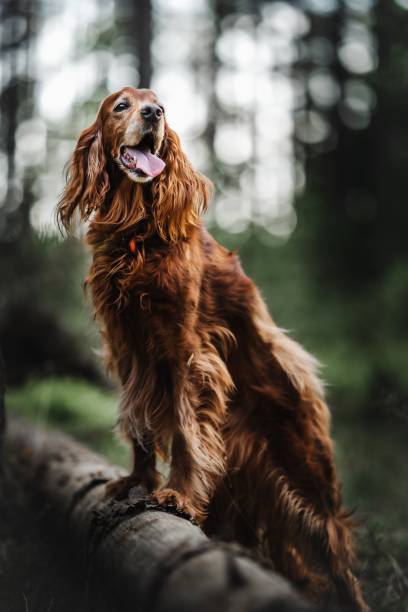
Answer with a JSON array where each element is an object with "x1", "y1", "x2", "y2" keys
[{"x1": 140, "y1": 104, "x2": 163, "y2": 122}]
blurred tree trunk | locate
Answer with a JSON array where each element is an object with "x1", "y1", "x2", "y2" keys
[
  {"x1": 115, "y1": 0, "x2": 152, "y2": 88},
  {"x1": 203, "y1": 0, "x2": 223, "y2": 181},
  {"x1": 0, "y1": 348, "x2": 5, "y2": 435},
  {"x1": 136, "y1": 0, "x2": 152, "y2": 88},
  {"x1": 370, "y1": 0, "x2": 408, "y2": 271},
  {"x1": 0, "y1": 0, "x2": 36, "y2": 240}
]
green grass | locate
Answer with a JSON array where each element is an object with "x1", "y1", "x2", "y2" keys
[{"x1": 6, "y1": 377, "x2": 129, "y2": 467}]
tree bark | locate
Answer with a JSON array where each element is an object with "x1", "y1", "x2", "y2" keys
[
  {"x1": 0, "y1": 349, "x2": 5, "y2": 436},
  {"x1": 4, "y1": 418, "x2": 313, "y2": 612}
]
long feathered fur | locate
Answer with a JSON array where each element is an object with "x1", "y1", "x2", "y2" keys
[{"x1": 56, "y1": 88, "x2": 369, "y2": 612}]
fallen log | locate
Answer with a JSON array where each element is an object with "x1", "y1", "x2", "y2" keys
[{"x1": 4, "y1": 418, "x2": 315, "y2": 612}]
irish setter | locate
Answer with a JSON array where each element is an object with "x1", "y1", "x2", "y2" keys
[{"x1": 57, "y1": 87, "x2": 368, "y2": 611}]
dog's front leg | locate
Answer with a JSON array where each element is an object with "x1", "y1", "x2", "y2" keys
[
  {"x1": 106, "y1": 434, "x2": 161, "y2": 500},
  {"x1": 151, "y1": 430, "x2": 207, "y2": 521},
  {"x1": 151, "y1": 426, "x2": 224, "y2": 524},
  {"x1": 152, "y1": 349, "x2": 233, "y2": 523}
]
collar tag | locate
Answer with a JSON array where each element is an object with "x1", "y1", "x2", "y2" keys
[{"x1": 129, "y1": 238, "x2": 137, "y2": 254}]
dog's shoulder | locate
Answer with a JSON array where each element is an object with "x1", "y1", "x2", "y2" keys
[{"x1": 199, "y1": 226, "x2": 241, "y2": 268}]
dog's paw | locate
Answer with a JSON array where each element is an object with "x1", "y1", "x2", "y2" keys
[
  {"x1": 150, "y1": 488, "x2": 200, "y2": 521},
  {"x1": 104, "y1": 475, "x2": 144, "y2": 501}
]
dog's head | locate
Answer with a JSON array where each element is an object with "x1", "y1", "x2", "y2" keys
[
  {"x1": 57, "y1": 87, "x2": 210, "y2": 241},
  {"x1": 101, "y1": 87, "x2": 166, "y2": 185}
]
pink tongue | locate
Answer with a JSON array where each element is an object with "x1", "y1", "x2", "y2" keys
[{"x1": 126, "y1": 147, "x2": 165, "y2": 177}]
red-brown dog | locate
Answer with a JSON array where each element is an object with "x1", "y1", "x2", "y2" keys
[{"x1": 57, "y1": 87, "x2": 368, "y2": 611}]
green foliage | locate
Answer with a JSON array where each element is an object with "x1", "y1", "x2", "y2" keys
[{"x1": 6, "y1": 377, "x2": 128, "y2": 467}]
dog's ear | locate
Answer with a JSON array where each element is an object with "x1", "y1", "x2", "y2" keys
[
  {"x1": 56, "y1": 118, "x2": 109, "y2": 232},
  {"x1": 151, "y1": 126, "x2": 212, "y2": 242}
]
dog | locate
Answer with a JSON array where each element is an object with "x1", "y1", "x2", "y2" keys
[{"x1": 57, "y1": 87, "x2": 368, "y2": 611}]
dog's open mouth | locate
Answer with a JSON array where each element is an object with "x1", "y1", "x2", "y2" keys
[{"x1": 120, "y1": 134, "x2": 165, "y2": 178}]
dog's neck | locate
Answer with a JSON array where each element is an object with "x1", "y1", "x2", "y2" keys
[
  {"x1": 96, "y1": 178, "x2": 152, "y2": 235},
  {"x1": 93, "y1": 174, "x2": 199, "y2": 244}
]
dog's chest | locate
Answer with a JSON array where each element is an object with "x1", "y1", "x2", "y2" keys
[
  {"x1": 91, "y1": 237, "x2": 197, "y2": 327},
  {"x1": 122, "y1": 250, "x2": 197, "y2": 358},
  {"x1": 127, "y1": 245, "x2": 195, "y2": 314}
]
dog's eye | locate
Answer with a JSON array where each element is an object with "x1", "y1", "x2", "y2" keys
[{"x1": 114, "y1": 101, "x2": 129, "y2": 112}]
